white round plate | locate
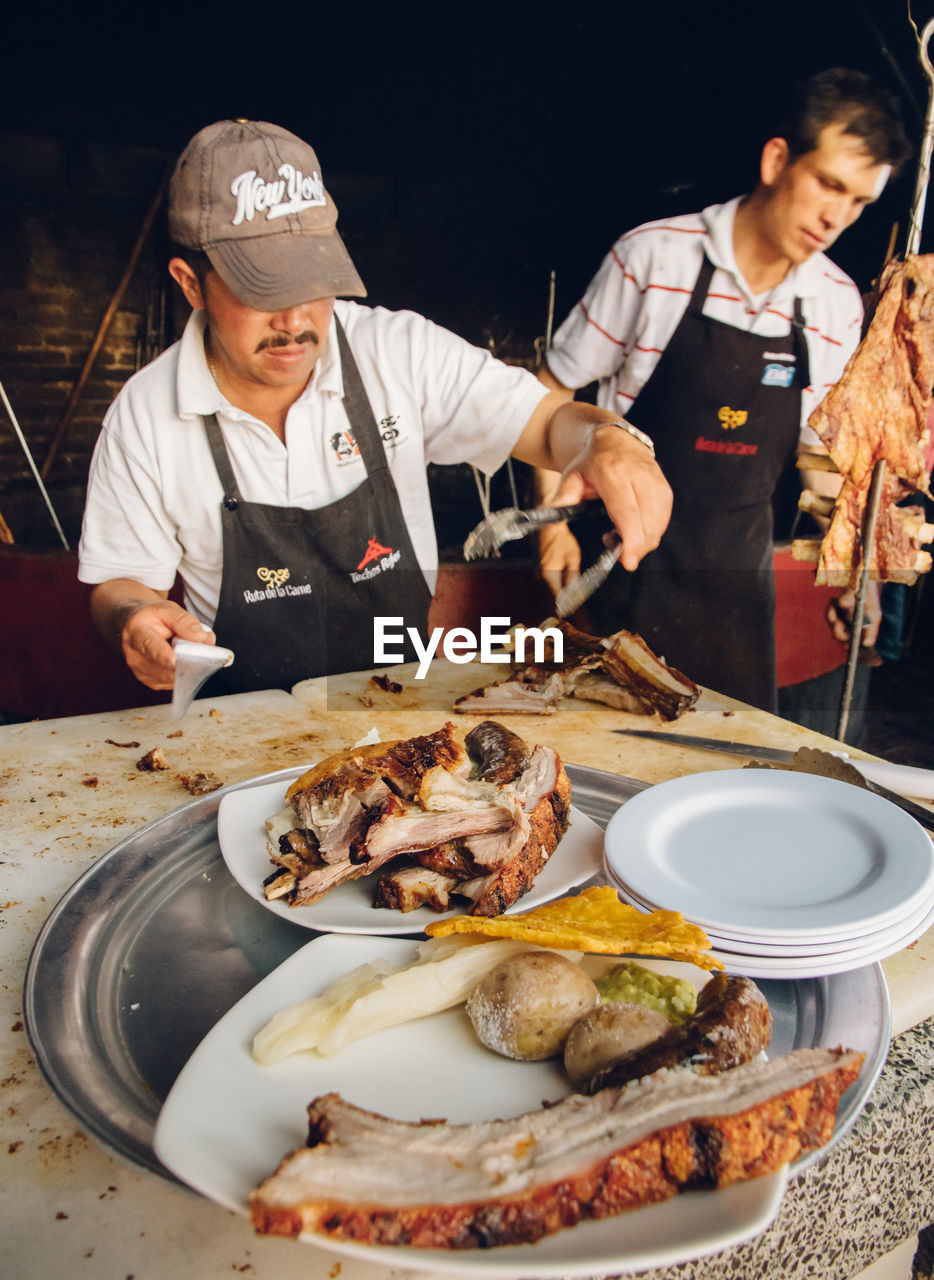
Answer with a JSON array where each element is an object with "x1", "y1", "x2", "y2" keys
[
  {"x1": 218, "y1": 777, "x2": 604, "y2": 934},
  {"x1": 603, "y1": 860, "x2": 934, "y2": 958},
  {"x1": 710, "y1": 897, "x2": 934, "y2": 978},
  {"x1": 604, "y1": 771, "x2": 934, "y2": 942},
  {"x1": 607, "y1": 868, "x2": 934, "y2": 978}
]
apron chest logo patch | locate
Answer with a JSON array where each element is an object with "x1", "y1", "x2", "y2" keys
[
  {"x1": 352, "y1": 537, "x2": 401, "y2": 581},
  {"x1": 242, "y1": 565, "x2": 313, "y2": 604},
  {"x1": 761, "y1": 362, "x2": 796, "y2": 388},
  {"x1": 330, "y1": 430, "x2": 361, "y2": 465},
  {"x1": 329, "y1": 417, "x2": 404, "y2": 468},
  {"x1": 718, "y1": 406, "x2": 748, "y2": 431}
]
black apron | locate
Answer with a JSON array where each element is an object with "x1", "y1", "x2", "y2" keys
[
  {"x1": 200, "y1": 318, "x2": 432, "y2": 693},
  {"x1": 583, "y1": 254, "x2": 809, "y2": 711}
]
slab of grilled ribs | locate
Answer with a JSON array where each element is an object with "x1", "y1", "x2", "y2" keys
[
  {"x1": 809, "y1": 255, "x2": 934, "y2": 588},
  {"x1": 453, "y1": 619, "x2": 700, "y2": 719},
  {"x1": 263, "y1": 721, "x2": 570, "y2": 916},
  {"x1": 249, "y1": 1046, "x2": 864, "y2": 1249}
]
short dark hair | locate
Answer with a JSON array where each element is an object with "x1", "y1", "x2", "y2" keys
[{"x1": 775, "y1": 68, "x2": 911, "y2": 173}]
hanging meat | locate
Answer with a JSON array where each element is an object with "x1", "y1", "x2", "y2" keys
[{"x1": 799, "y1": 255, "x2": 934, "y2": 587}]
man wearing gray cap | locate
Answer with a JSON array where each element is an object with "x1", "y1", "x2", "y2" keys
[{"x1": 79, "y1": 120, "x2": 672, "y2": 693}]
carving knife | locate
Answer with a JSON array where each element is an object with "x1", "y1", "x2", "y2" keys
[{"x1": 611, "y1": 728, "x2": 934, "y2": 827}]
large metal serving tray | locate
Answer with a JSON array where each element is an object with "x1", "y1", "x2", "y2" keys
[{"x1": 23, "y1": 763, "x2": 890, "y2": 1181}]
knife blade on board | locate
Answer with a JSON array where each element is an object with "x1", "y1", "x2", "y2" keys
[{"x1": 612, "y1": 727, "x2": 934, "y2": 832}]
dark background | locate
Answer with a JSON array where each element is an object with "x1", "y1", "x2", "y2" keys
[{"x1": 5, "y1": 0, "x2": 934, "y2": 347}]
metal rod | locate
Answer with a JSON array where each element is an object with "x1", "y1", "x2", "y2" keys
[
  {"x1": 544, "y1": 269, "x2": 556, "y2": 350},
  {"x1": 836, "y1": 459, "x2": 887, "y2": 741},
  {"x1": 907, "y1": 16, "x2": 934, "y2": 255},
  {"x1": 0, "y1": 378, "x2": 70, "y2": 549}
]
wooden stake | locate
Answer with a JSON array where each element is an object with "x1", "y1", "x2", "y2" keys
[{"x1": 40, "y1": 166, "x2": 170, "y2": 481}]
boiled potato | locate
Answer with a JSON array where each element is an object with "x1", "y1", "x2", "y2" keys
[
  {"x1": 563, "y1": 1001, "x2": 670, "y2": 1090},
  {"x1": 465, "y1": 950, "x2": 598, "y2": 1061}
]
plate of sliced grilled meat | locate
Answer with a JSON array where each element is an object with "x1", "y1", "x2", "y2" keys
[{"x1": 217, "y1": 720, "x2": 608, "y2": 934}]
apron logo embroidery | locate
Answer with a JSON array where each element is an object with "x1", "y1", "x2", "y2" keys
[
  {"x1": 329, "y1": 419, "x2": 402, "y2": 468},
  {"x1": 352, "y1": 537, "x2": 401, "y2": 582},
  {"x1": 761, "y1": 363, "x2": 796, "y2": 388},
  {"x1": 242, "y1": 565, "x2": 312, "y2": 604},
  {"x1": 695, "y1": 436, "x2": 758, "y2": 456},
  {"x1": 329, "y1": 430, "x2": 361, "y2": 465},
  {"x1": 717, "y1": 406, "x2": 748, "y2": 431}
]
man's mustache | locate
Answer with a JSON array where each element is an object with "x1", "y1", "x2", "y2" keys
[{"x1": 256, "y1": 331, "x2": 320, "y2": 352}]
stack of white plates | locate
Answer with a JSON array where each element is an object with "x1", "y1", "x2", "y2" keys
[{"x1": 603, "y1": 770, "x2": 934, "y2": 978}]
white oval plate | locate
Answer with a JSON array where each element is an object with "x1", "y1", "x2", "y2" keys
[
  {"x1": 154, "y1": 934, "x2": 792, "y2": 1278},
  {"x1": 218, "y1": 778, "x2": 604, "y2": 934},
  {"x1": 604, "y1": 771, "x2": 934, "y2": 942}
]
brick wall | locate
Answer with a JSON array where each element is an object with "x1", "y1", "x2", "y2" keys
[{"x1": 0, "y1": 133, "x2": 173, "y2": 547}]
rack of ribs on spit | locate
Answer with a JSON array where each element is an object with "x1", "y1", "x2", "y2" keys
[{"x1": 795, "y1": 255, "x2": 934, "y2": 587}]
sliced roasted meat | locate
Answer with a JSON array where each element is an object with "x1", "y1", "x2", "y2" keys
[
  {"x1": 600, "y1": 629, "x2": 700, "y2": 721},
  {"x1": 363, "y1": 794, "x2": 525, "y2": 861},
  {"x1": 262, "y1": 723, "x2": 572, "y2": 917},
  {"x1": 454, "y1": 675, "x2": 565, "y2": 715},
  {"x1": 373, "y1": 865, "x2": 461, "y2": 913},
  {"x1": 563, "y1": 669, "x2": 651, "y2": 713},
  {"x1": 286, "y1": 724, "x2": 469, "y2": 816},
  {"x1": 454, "y1": 620, "x2": 700, "y2": 720},
  {"x1": 290, "y1": 848, "x2": 399, "y2": 906},
  {"x1": 249, "y1": 1047, "x2": 864, "y2": 1248},
  {"x1": 469, "y1": 746, "x2": 570, "y2": 917}
]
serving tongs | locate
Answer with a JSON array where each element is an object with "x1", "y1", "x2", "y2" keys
[
  {"x1": 171, "y1": 639, "x2": 235, "y2": 720},
  {"x1": 463, "y1": 499, "x2": 604, "y2": 559},
  {"x1": 463, "y1": 498, "x2": 620, "y2": 616}
]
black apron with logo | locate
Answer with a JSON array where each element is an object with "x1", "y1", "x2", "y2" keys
[
  {"x1": 200, "y1": 318, "x2": 432, "y2": 693},
  {"x1": 584, "y1": 255, "x2": 809, "y2": 711}
]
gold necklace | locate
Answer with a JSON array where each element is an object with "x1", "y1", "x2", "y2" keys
[{"x1": 204, "y1": 333, "x2": 221, "y2": 390}]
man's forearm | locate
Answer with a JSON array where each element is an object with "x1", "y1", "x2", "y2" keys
[{"x1": 89, "y1": 579, "x2": 169, "y2": 649}]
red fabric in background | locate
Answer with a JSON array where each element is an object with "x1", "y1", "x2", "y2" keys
[
  {"x1": 773, "y1": 544, "x2": 847, "y2": 687},
  {"x1": 1, "y1": 545, "x2": 848, "y2": 718}
]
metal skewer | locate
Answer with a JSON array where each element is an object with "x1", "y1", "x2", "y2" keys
[
  {"x1": 836, "y1": 15, "x2": 934, "y2": 739},
  {"x1": 0, "y1": 378, "x2": 70, "y2": 550},
  {"x1": 907, "y1": 16, "x2": 934, "y2": 257},
  {"x1": 837, "y1": 458, "x2": 887, "y2": 741}
]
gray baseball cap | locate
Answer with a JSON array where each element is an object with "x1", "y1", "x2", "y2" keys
[{"x1": 168, "y1": 120, "x2": 366, "y2": 310}]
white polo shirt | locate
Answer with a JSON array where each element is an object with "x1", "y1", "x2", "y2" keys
[
  {"x1": 78, "y1": 301, "x2": 548, "y2": 626},
  {"x1": 546, "y1": 197, "x2": 863, "y2": 447}
]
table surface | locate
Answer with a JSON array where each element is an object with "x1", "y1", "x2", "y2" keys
[{"x1": 2, "y1": 661, "x2": 932, "y2": 1280}]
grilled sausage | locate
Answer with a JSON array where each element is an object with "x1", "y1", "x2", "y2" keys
[
  {"x1": 584, "y1": 974, "x2": 772, "y2": 1094},
  {"x1": 465, "y1": 721, "x2": 532, "y2": 785}
]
